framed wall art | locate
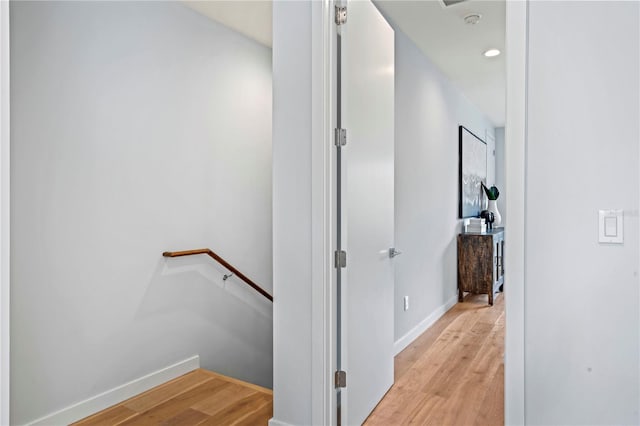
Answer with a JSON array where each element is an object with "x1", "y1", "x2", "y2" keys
[{"x1": 458, "y1": 126, "x2": 487, "y2": 218}]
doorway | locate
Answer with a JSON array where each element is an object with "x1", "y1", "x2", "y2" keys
[
  {"x1": 332, "y1": 0, "x2": 512, "y2": 424},
  {"x1": 0, "y1": 1, "x2": 532, "y2": 424}
]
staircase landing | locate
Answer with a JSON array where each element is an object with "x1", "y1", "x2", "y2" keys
[{"x1": 73, "y1": 369, "x2": 272, "y2": 426}]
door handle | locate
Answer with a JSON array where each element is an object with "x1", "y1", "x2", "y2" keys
[{"x1": 389, "y1": 248, "x2": 402, "y2": 258}]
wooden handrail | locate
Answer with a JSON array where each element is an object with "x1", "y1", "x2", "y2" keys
[{"x1": 162, "y1": 248, "x2": 273, "y2": 302}]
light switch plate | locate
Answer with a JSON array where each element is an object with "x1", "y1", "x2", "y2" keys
[{"x1": 599, "y1": 209, "x2": 623, "y2": 244}]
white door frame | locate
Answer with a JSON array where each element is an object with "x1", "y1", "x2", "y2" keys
[
  {"x1": 504, "y1": 0, "x2": 527, "y2": 424},
  {"x1": 0, "y1": 0, "x2": 10, "y2": 424},
  {"x1": 271, "y1": 1, "x2": 338, "y2": 425},
  {"x1": 310, "y1": 0, "x2": 337, "y2": 424},
  {"x1": 0, "y1": 1, "x2": 529, "y2": 424},
  {"x1": 312, "y1": 0, "x2": 530, "y2": 422}
]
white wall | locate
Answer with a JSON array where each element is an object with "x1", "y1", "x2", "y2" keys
[
  {"x1": 393, "y1": 29, "x2": 496, "y2": 345},
  {"x1": 0, "y1": 1, "x2": 10, "y2": 424},
  {"x1": 525, "y1": 1, "x2": 639, "y2": 424},
  {"x1": 495, "y1": 127, "x2": 505, "y2": 225},
  {"x1": 10, "y1": 2, "x2": 272, "y2": 424},
  {"x1": 272, "y1": 1, "x2": 334, "y2": 425},
  {"x1": 503, "y1": 1, "x2": 526, "y2": 422},
  {"x1": 272, "y1": 1, "x2": 313, "y2": 422}
]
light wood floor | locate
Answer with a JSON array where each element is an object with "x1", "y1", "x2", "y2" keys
[
  {"x1": 76, "y1": 293, "x2": 502, "y2": 426},
  {"x1": 364, "y1": 292, "x2": 504, "y2": 426},
  {"x1": 73, "y1": 369, "x2": 272, "y2": 426}
]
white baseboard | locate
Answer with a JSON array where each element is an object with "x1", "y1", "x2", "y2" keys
[
  {"x1": 27, "y1": 355, "x2": 200, "y2": 426},
  {"x1": 393, "y1": 295, "x2": 458, "y2": 356}
]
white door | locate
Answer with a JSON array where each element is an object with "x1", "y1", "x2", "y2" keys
[{"x1": 341, "y1": 1, "x2": 395, "y2": 424}]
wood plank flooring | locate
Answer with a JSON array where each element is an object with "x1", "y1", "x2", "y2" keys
[
  {"x1": 76, "y1": 293, "x2": 502, "y2": 426},
  {"x1": 364, "y1": 292, "x2": 504, "y2": 426},
  {"x1": 73, "y1": 369, "x2": 272, "y2": 426}
]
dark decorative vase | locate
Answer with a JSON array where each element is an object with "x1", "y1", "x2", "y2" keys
[{"x1": 480, "y1": 210, "x2": 495, "y2": 230}]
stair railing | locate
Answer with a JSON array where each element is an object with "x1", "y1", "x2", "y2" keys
[{"x1": 162, "y1": 248, "x2": 273, "y2": 302}]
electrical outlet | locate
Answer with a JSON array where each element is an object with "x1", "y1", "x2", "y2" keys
[{"x1": 403, "y1": 296, "x2": 409, "y2": 311}]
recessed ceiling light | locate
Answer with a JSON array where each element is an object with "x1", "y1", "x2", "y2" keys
[
  {"x1": 464, "y1": 13, "x2": 481, "y2": 25},
  {"x1": 483, "y1": 48, "x2": 501, "y2": 58}
]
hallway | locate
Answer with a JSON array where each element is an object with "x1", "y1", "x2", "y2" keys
[{"x1": 365, "y1": 293, "x2": 504, "y2": 425}]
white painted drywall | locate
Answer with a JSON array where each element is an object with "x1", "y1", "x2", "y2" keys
[
  {"x1": 393, "y1": 29, "x2": 496, "y2": 343},
  {"x1": 503, "y1": 1, "x2": 526, "y2": 422},
  {"x1": 10, "y1": 2, "x2": 272, "y2": 424},
  {"x1": 525, "y1": 2, "x2": 639, "y2": 424},
  {"x1": 0, "y1": 1, "x2": 10, "y2": 424},
  {"x1": 272, "y1": 1, "x2": 334, "y2": 425},
  {"x1": 495, "y1": 127, "x2": 505, "y2": 225},
  {"x1": 272, "y1": 1, "x2": 313, "y2": 424}
]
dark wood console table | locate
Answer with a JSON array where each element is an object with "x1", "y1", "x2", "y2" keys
[{"x1": 457, "y1": 228, "x2": 504, "y2": 305}]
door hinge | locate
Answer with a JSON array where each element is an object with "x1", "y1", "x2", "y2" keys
[
  {"x1": 334, "y1": 250, "x2": 347, "y2": 268},
  {"x1": 334, "y1": 128, "x2": 347, "y2": 147},
  {"x1": 335, "y1": 6, "x2": 347, "y2": 25},
  {"x1": 335, "y1": 370, "x2": 347, "y2": 388}
]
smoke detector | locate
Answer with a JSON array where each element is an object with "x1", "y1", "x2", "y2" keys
[{"x1": 464, "y1": 13, "x2": 482, "y2": 25}]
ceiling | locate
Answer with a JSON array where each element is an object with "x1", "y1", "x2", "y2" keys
[
  {"x1": 182, "y1": 0, "x2": 505, "y2": 127},
  {"x1": 375, "y1": 0, "x2": 506, "y2": 126}
]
